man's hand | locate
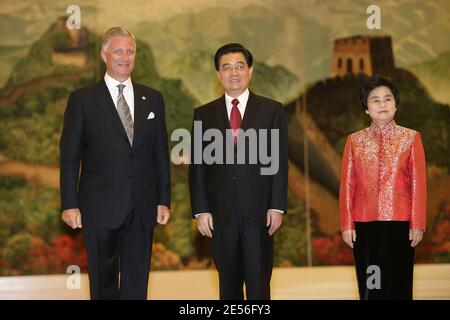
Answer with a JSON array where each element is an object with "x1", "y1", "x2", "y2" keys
[
  {"x1": 409, "y1": 228, "x2": 424, "y2": 247},
  {"x1": 62, "y1": 208, "x2": 82, "y2": 229},
  {"x1": 196, "y1": 213, "x2": 213, "y2": 238},
  {"x1": 267, "y1": 210, "x2": 283, "y2": 236},
  {"x1": 342, "y1": 229, "x2": 356, "y2": 248},
  {"x1": 157, "y1": 205, "x2": 170, "y2": 225}
]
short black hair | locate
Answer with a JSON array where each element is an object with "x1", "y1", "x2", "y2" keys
[
  {"x1": 214, "y1": 43, "x2": 253, "y2": 71},
  {"x1": 359, "y1": 75, "x2": 400, "y2": 110}
]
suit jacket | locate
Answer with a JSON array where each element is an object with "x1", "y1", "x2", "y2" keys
[
  {"x1": 339, "y1": 120, "x2": 427, "y2": 231},
  {"x1": 189, "y1": 91, "x2": 288, "y2": 228},
  {"x1": 60, "y1": 79, "x2": 170, "y2": 229}
]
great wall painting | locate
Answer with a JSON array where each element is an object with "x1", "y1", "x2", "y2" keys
[{"x1": 0, "y1": 0, "x2": 449, "y2": 275}]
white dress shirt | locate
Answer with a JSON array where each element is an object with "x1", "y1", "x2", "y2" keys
[
  {"x1": 104, "y1": 73, "x2": 135, "y2": 122},
  {"x1": 225, "y1": 89, "x2": 250, "y2": 120}
]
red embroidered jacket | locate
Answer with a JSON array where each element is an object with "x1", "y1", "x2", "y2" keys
[{"x1": 339, "y1": 120, "x2": 427, "y2": 231}]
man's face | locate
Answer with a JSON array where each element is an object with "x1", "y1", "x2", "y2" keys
[
  {"x1": 217, "y1": 52, "x2": 253, "y2": 97},
  {"x1": 101, "y1": 36, "x2": 136, "y2": 82}
]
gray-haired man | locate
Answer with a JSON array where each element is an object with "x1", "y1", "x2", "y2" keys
[{"x1": 60, "y1": 26, "x2": 171, "y2": 299}]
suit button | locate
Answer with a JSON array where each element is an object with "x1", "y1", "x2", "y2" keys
[
  {"x1": 128, "y1": 174, "x2": 134, "y2": 178},
  {"x1": 233, "y1": 176, "x2": 236, "y2": 180},
  {"x1": 130, "y1": 155, "x2": 134, "y2": 159}
]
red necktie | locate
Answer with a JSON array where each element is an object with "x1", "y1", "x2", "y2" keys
[{"x1": 230, "y1": 98, "x2": 242, "y2": 144}]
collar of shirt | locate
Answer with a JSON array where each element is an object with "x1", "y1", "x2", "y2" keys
[
  {"x1": 369, "y1": 119, "x2": 396, "y2": 139},
  {"x1": 104, "y1": 73, "x2": 135, "y2": 121},
  {"x1": 225, "y1": 89, "x2": 249, "y2": 120}
]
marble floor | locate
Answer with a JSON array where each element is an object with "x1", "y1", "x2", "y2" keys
[{"x1": 0, "y1": 264, "x2": 448, "y2": 300}]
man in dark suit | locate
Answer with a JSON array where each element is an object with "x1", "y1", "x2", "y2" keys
[
  {"x1": 189, "y1": 43, "x2": 288, "y2": 300},
  {"x1": 59, "y1": 26, "x2": 170, "y2": 300}
]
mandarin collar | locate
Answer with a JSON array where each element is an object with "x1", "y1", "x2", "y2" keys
[{"x1": 369, "y1": 119, "x2": 396, "y2": 137}]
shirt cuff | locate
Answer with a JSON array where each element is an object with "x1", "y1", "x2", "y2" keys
[
  {"x1": 195, "y1": 213, "x2": 210, "y2": 218},
  {"x1": 270, "y1": 209, "x2": 284, "y2": 214}
]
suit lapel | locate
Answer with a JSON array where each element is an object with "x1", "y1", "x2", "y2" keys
[
  {"x1": 132, "y1": 83, "x2": 148, "y2": 150},
  {"x1": 214, "y1": 95, "x2": 230, "y2": 131},
  {"x1": 93, "y1": 80, "x2": 129, "y2": 143},
  {"x1": 214, "y1": 91, "x2": 260, "y2": 131},
  {"x1": 240, "y1": 91, "x2": 259, "y2": 130}
]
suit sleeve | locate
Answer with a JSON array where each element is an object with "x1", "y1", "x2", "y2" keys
[
  {"x1": 409, "y1": 132, "x2": 427, "y2": 231},
  {"x1": 154, "y1": 93, "x2": 171, "y2": 207},
  {"x1": 59, "y1": 91, "x2": 84, "y2": 210},
  {"x1": 339, "y1": 135, "x2": 355, "y2": 231},
  {"x1": 188, "y1": 108, "x2": 211, "y2": 218},
  {"x1": 269, "y1": 103, "x2": 288, "y2": 212}
]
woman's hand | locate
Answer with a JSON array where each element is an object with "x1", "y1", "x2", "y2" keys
[
  {"x1": 342, "y1": 229, "x2": 356, "y2": 248},
  {"x1": 409, "y1": 228, "x2": 424, "y2": 247}
]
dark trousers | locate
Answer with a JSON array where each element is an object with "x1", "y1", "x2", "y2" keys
[
  {"x1": 83, "y1": 210, "x2": 154, "y2": 300},
  {"x1": 212, "y1": 205, "x2": 273, "y2": 300},
  {"x1": 353, "y1": 221, "x2": 415, "y2": 300}
]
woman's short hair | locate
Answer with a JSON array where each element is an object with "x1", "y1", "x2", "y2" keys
[{"x1": 360, "y1": 75, "x2": 400, "y2": 110}]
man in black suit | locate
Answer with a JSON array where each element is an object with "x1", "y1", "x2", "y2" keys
[
  {"x1": 189, "y1": 43, "x2": 288, "y2": 300},
  {"x1": 60, "y1": 26, "x2": 170, "y2": 300}
]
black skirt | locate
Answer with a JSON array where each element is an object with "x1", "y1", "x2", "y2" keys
[{"x1": 353, "y1": 221, "x2": 415, "y2": 300}]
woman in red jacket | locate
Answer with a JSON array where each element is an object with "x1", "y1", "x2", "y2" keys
[{"x1": 339, "y1": 75, "x2": 427, "y2": 300}]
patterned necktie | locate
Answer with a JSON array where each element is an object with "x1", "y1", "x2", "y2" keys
[
  {"x1": 230, "y1": 98, "x2": 242, "y2": 144},
  {"x1": 117, "y1": 84, "x2": 134, "y2": 145}
]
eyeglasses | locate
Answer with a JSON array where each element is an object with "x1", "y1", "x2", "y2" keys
[{"x1": 220, "y1": 63, "x2": 248, "y2": 73}]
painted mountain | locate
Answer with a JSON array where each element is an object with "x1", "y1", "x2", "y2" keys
[
  {"x1": 1, "y1": 0, "x2": 449, "y2": 102},
  {"x1": 408, "y1": 51, "x2": 450, "y2": 105},
  {"x1": 0, "y1": 1, "x2": 448, "y2": 274}
]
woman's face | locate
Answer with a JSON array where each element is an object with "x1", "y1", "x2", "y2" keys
[{"x1": 366, "y1": 86, "x2": 397, "y2": 124}]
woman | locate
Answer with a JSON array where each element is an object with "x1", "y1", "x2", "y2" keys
[{"x1": 339, "y1": 75, "x2": 427, "y2": 300}]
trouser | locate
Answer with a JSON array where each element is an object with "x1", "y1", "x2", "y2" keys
[
  {"x1": 212, "y1": 204, "x2": 273, "y2": 300},
  {"x1": 353, "y1": 221, "x2": 415, "y2": 300},
  {"x1": 83, "y1": 210, "x2": 154, "y2": 300}
]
